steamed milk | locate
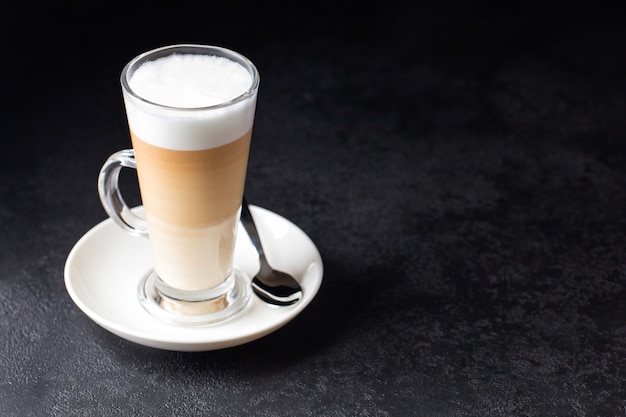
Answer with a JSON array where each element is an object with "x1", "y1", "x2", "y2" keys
[{"x1": 124, "y1": 54, "x2": 256, "y2": 292}]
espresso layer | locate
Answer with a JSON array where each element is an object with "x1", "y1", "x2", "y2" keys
[{"x1": 131, "y1": 129, "x2": 251, "y2": 228}]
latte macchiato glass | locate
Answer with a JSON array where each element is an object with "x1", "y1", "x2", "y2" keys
[{"x1": 98, "y1": 44, "x2": 259, "y2": 325}]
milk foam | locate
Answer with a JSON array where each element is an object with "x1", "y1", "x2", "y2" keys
[{"x1": 124, "y1": 54, "x2": 257, "y2": 151}]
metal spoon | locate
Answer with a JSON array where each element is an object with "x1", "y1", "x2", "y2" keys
[{"x1": 240, "y1": 197, "x2": 303, "y2": 306}]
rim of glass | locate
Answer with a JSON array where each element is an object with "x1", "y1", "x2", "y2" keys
[{"x1": 120, "y1": 44, "x2": 260, "y2": 111}]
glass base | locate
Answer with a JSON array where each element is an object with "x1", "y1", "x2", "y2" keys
[{"x1": 138, "y1": 268, "x2": 251, "y2": 326}]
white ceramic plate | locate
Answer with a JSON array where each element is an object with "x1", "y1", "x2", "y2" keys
[{"x1": 64, "y1": 205, "x2": 323, "y2": 351}]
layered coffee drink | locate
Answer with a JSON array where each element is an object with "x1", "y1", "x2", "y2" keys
[
  {"x1": 98, "y1": 45, "x2": 259, "y2": 324},
  {"x1": 123, "y1": 52, "x2": 257, "y2": 292}
]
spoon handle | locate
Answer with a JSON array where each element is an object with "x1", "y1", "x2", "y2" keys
[{"x1": 240, "y1": 197, "x2": 267, "y2": 260}]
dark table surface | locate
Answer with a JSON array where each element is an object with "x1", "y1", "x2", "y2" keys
[{"x1": 2, "y1": 1, "x2": 626, "y2": 416}]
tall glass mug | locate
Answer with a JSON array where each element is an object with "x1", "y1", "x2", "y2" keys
[{"x1": 98, "y1": 45, "x2": 259, "y2": 325}]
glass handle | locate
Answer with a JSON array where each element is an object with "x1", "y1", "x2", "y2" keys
[{"x1": 97, "y1": 149, "x2": 148, "y2": 238}]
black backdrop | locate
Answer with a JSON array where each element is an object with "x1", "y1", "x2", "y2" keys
[{"x1": 1, "y1": 1, "x2": 626, "y2": 416}]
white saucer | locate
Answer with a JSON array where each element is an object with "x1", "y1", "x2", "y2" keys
[{"x1": 64, "y1": 205, "x2": 323, "y2": 351}]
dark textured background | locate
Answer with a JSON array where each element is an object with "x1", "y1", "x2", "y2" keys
[{"x1": 1, "y1": 1, "x2": 626, "y2": 416}]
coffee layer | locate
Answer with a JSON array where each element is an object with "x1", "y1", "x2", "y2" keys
[
  {"x1": 131, "y1": 130, "x2": 251, "y2": 227},
  {"x1": 131, "y1": 130, "x2": 251, "y2": 290}
]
